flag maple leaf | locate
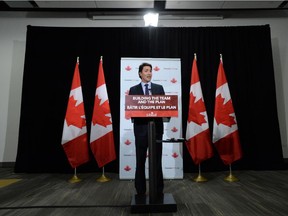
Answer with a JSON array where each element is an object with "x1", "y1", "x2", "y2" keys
[
  {"x1": 65, "y1": 96, "x2": 86, "y2": 128},
  {"x1": 187, "y1": 93, "x2": 207, "y2": 125},
  {"x1": 214, "y1": 94, "x2": 236, "y2": 127},
  {"x1": 92, "y1": 95, "x2": 112, "y2": 127}
]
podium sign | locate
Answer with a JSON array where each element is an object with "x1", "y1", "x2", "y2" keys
[{"x1": 125, "y1": 95, "x2": 178, "y2": 118}]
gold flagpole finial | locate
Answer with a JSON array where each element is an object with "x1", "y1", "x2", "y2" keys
[{"x1": 194, "y1": 53, "x2": 197, "y2": 60}]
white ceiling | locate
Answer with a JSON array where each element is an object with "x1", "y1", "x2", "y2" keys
[
  {"x1": 166, "y1": 0, "x2": 285, "y2": 9},
  {"x1": 1, "y1": 0, "x2": 288, "y2": 19},
  {"x1": 33, "y1": 0, "x2": 155, "y2": 9},
  {"x1": 2, "y1": 0, "x2": 287, "y2": 10}
]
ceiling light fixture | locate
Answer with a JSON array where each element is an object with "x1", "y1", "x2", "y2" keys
[{"x1": 143, "y1": 12, "x2": 159, "y2": 27}]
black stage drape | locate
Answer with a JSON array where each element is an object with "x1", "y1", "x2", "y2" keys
[{"x1": 15, "y1": 25, "x2": 284, "y2": 173}]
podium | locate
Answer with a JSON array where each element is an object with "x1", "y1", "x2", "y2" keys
[
  {"x1": 126, "y1": 95, "x2": 178, "y2": 214},
  {"x1": 130, "y1": 120, "x2": 177, "y2": 213}
]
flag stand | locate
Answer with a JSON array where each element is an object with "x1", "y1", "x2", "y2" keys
[
  {"x1": 96, "y1": 167, "x2": 111, "y2": 182},
  {"x1": 193, "y1": 163, "x2": 208, "y2": 182},
  {"x1": 224, "y1": 164, "x2": 239, "y2": 182},
  {"x1": 69, "y1": 168, "x2": 81, "y2": 183}
]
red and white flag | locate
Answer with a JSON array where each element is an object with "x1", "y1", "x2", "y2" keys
[
  {"x1": 186, "y1": 55, "x2": 213, "y2": 165},
  {"x1": 90, "y1": 57, "x2": 116, "y2": 168},
  {"x1": 212, "y1": 55, "x2": 242, "y2": 165},
  {"x1": 61, "y1": 58, "x2": 90, "y2": 168}
]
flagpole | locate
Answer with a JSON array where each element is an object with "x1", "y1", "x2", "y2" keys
[
  {"x1": 69, "y1": 168, "x2": 81, "y2": 183},
  {"x1": 193, "y1": 163, "x2": 208, "y2": 182},
  {"x1": 67, "y1": 59, "x2": 83, "y2": 184},
  {"x1": 224, "y1": 164, "x2": 239, "y2": 182},
  {"x1": 96, "y1": 166, "x2": 111, "y2": 182}
]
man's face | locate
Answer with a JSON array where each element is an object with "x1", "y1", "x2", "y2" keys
[{"x1": 140, "y1": 66, "x2": 152, "y2": 83}]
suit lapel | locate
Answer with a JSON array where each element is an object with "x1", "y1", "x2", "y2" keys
[
  {"x1": 150, "y1": 83, "x2": 156, "y2": 95},
  {"x1": 136, "y1": 83, "x2": 144, "y2": 95}
]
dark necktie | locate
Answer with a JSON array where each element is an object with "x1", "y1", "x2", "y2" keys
[{"x1": 144, "y1": 84, "x2": 149, "y2": 95}]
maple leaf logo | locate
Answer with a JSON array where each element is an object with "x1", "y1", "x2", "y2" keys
[
  {"x1": 125, "y1": 65, "x2": 132, "y2": 71},
  {"x1": 214, "y1": 94, "x2": 236, "y2": 127},
  {"x1": 172, "y1": 152, "x2": 179, "y2": 158},
  {"x1": 171, "y1": 78, "x2": 177, "y2": 83},
  {"x1": 188, "y1": 93, "x2": 207, "y2": 125},
  {"x1": 92, "y1": 95, "x2": 112, "y2": 127},
  {"x1": 153, "y1": 66, "x2": 160, "y2": 71},
  {"x1": 125, "y1": 139, "x2": 131, "y2": 145},
  {"x1": 124, "y1": 165, "x2": 131, "y2": 171},
  {"x1": 66, "y1": 96, "x2": 86, "y2": 128},
  {"x1": 171, "y1": 127, "x2": 178, "y2": 132}
]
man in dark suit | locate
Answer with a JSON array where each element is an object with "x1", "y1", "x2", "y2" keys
[{"x1": 129, "y1": 62, "x2": 165, "y2": 197}]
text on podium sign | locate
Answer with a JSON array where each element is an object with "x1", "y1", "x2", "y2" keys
[{"x1": 125, "y1": 95, "x2": 178, "y2": 118}]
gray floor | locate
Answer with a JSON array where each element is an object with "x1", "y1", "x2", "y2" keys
[{"x1": 1, "y1": 168, "x2": 288, "y2": 215}]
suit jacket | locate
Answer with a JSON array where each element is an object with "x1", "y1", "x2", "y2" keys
[{"x1": 129, "y1": 82, "x2": 165, "y2": 136}]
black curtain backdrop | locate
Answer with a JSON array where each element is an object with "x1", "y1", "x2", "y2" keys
[{"x1": 14, "y1": 25, "x2": 284, "y2": 173}]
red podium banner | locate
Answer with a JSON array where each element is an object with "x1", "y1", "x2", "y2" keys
[{"x1": 125, "y1": 95, "x2": 178, "y2": 118}]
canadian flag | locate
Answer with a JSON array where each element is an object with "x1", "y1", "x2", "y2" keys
[
  {"x1": 186, "y1": 55, "x2": 213, "y2": 165},
  {"x1": 90, "y1": 57, "x2": 116, "y2": 168},
  {"x1": 61, "y1": 58, "x2": 90, "y2": 168},
  {"x1": 212, "y1": 55, "x2": 242, "y2": 165}
]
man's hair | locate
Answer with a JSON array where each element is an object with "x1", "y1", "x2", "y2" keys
[{"x1": 138, "y1": 62, "x2": 152, "y2": 79}]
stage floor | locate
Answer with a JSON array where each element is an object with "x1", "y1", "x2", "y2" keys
[{"x1": 1, "y1": 168, "x2": 288, "y2": 215}]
